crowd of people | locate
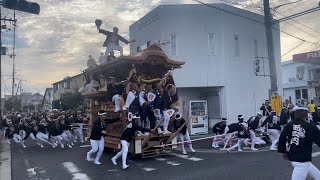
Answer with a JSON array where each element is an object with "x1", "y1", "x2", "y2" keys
[{"x1": 0, "y1": 111, "x2": 89, "y2": 149}]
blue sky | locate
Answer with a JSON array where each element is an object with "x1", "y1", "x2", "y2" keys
[{"x1": 1, "y1": 0, "x2": 320, "y2": 96}]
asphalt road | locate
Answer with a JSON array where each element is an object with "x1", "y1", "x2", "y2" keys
[{"x1": 5, "y1": 138, "x2": 320, "y2": 180}]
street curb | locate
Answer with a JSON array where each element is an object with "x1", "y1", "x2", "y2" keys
[{"x1": 0, "y1": 138, "x2": 11, "y2": 180}]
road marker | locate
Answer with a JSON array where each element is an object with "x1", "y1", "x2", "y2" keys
[
  {"x1": 171, "y1": 153, "x2": 203, "y2": 162},
  {"x1": 62, "y1": 162, "x2": 91, "y2": 180},
  {"x1": 167, "y1": 161, "x2": 181, "y2": 166},
  {"x1": 142, "y1": 167, "x2": 156, "y2": 172},
  {"x1": 154, "y1": 157, "x2": 168, "y2": 161},
  {"x1": 80, "y1": 145, "x2": 91, "y2": 148}
]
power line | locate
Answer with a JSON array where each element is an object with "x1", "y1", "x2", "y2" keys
[
  {"x1": 273, "y1": 0, "x2": 304, "y2": 11},
  {"x1": 194, "y1": 0, "x2": 320, "y2": 46},
  {"x1": 277, "y1": 7, "x2": 320, "y2": 23},
  {"x1": 281, "y1": 41, "x2": 305, "y2": 58}
]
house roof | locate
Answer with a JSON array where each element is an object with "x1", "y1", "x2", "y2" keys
[{"x1": 52, "y1": 74, "x2": 83, "y2": 85}]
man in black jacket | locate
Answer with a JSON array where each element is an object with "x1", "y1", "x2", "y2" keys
[
  {"x1": 111, "y1": 114, "x2": 152, "y2": 169},
  {"x1": 312, "y1": 106, "x2": 320, "y2": 129},
  {"x1": 212, "y1": 118, "x2": 227, "y2": 148},
  {"x1": 86, "y1": 110, "x2": 120, "y2": 165},
  {"x1": 227, "y1": 115, "x2": 250, "y2": 152},
  {"x1": 173, "y1": 113, "x2": 195, "y2": 154},
  {"x1": 278, "y1": 107, "x2": 320, "y2": 180},
  {"x1": 261, "y1": 111, "x2": 281, "y2": 151}
]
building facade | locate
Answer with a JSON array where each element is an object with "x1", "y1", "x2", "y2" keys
[
  {"x1": 130, "y1": 4, "x2": 282, "y2": 128},
  {"x1": 42, "y1": 88, "x2": 54, "y2": 111},
  {"x1": 52, "y1": 74, "x2": 86, "y2": 109},
  {"x1": 282, "y1": 50, "x2": 320, "y2": 106},
  {"x1": 20, "y1": 93, "x2": 44, "y2": 112}
]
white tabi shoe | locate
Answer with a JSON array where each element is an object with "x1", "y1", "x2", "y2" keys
[
  {"x1": 67, "y1": 144, "x2": 72, "y2": 148},
  {"x1": 270, "y1": 147, "x2": 277, "y2": 151},
  {"x1": 251, "y1": 148, "x2": 258, "y2": 151},
  {"x1": 157, "y1": 128, "x2": 163, "y2": 134},
  {"x1": 190, "y1": 148, "x2": 196, "y2": 153},
  {"x1": 238, "y1": 149, "x2": 242, "y2": 152},
  {"x1": 111, "y1": 157, "x2": 117, "y2": 165},
  {"x1": 94, "y1": 161, "x2": 102, "y2": 165},
  {"x1": 182, "y1": 151, "x2": 187, "y2": 155},
  {"x1": 122, "y1": 165, "x2": 129, "y2": 170}
]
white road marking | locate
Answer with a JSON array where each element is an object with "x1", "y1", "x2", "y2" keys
[
  {"x1": 142, "y1": 167, "x2": 156, "y2": 172},
  {"x1": 62, "y1": 162, "x2": 91, "y2": 180},
  {"x1": 80, "y1": 145, "x2": 91, "y2": 148},
  {"x1": 107, "y1": 169, "x2": 118, "y2": 172},
  {"x1": 154, "y1": 157, "x2": 168, "y2": 161},
  {"x1": 312, "y1": 152, "x2": 320, "y2": 158},
  {"x1": 171, "y1": 153, "x2": 204, "y2": 162},
  {"x1": 167, "y1": 161, "x2": 181, "y2": 166}
]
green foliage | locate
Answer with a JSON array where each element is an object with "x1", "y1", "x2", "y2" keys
[
  {"x1": 60, "y1": 92, "x2": 84, "y2": 111},
  {"x1": 4, "y1": 97, "x2": 21, "y2": 112}
]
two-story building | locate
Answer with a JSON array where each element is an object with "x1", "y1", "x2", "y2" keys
[
  {"x1": 282, "y1": 50, "x2": 320, "y2": 105},
  {"x1": 129, "y1": 3, "x2": 282, "y2": 130},
  {"x1": 52, "y1": 74, "x2": 86, "y2": 109},
  {"x1": 20, "y1": 92, "x2": 44, "y2": 112}
]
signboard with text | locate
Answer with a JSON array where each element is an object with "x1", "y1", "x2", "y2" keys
[{"x1": 293, "y1": 50, "x2": 320, "y2": 63}]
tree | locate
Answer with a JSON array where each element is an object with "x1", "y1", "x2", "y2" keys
[
  {"x1": 60, "y1": 92, "x2": 84, "y2": 111},
  {"x1": 4, "y1": 97, "x2": 21, "y2": 112}
]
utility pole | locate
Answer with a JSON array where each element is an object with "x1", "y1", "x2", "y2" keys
[
  {"x1": 0, "y1": 4, "x2": 2, "y2": 116},
  {"x1": 11, "y1": 9, "x2": 16, "y2": 112},
  {"x1": 263, "y1": 0, "x2": 278, "y2": 96}
]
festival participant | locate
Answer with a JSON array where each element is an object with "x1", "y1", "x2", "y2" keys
[
  {"x1": 227, "y1": 115, "x2": 250, "y2": 152},
  {"x1": 151, "y1": 83, "x2": 165, "y2": 134},
  {"x1": 246, "y1": 113, "x2": 266, "y2": 150},
  {"x1": 139, "y1": 84, "x2": 154, "y2": 131},
  {"x1": 261, "y1": 111, "x2": 281, "y2": 151},
  {"x1": 49, "y1": 118, "x2": 66, "y2": 148},
  {"x1": 280, "y1": 107, "x2": 290, "y2": 129},
  {"x1": 35, "y1": 120, "x2": 57, "y2": 148},
  {"x1": 86, "y1": 110, "x2": 120, "y2": 165},
  {"x1": 123, "y1": 83, "x2": 140, "y2": 115},
  {"x1": 162, "y1": 85, "x2": 174, "y2": 134},
  {"x1": 312, "y1": 107, "x2": 320, "y2": 129},
  {"x1": 7, "y1": 124, "x2": 26, "y2": 148},
  {"x1": 71, "y1": 113, "x2": 84, "y2": 144},
  {"x1": 59, "y1": 116, "x2": 73, "y2": 148},
  {"x1": 97, "y1": 26, "x2": 134, "y2": 59},
  {"x1": 278, "y1": 107, "x2": 320, "y2": 180},
  {"x1": 173, "y1": 113, "x2": 195, "y2": 154},
  {"x1": 260, "y1": 100, "x2": 272, "y2": 116},
  {"x1": 111, "y1": 114, "x2": 153, "y2": 169},
  {"x1": 211, "y1": 118, "x2": 227, "y2": 148}
]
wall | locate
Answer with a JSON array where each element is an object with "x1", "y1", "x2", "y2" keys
[{"x1": 130, "y1": 4, "x2": 282, "y2": 124}]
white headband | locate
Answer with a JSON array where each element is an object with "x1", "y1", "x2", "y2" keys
[{"x1": 98, "y1": 112, "x2": 107, "y2": 116}]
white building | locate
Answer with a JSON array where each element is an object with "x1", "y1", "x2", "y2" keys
[
  {"x1": 129, "y1": 4, "x2": 282, "y2": 130},
  {"x1": 282, "y1": 50, "x2": 320, "y2": 106}
]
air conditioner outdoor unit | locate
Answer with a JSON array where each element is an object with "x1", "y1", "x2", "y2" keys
[
  {"x1": 289, "y1": 77, "x2": 295, "y2": 82},
  {"x1": 296, "y1": 73, "x2": 303, "y2": 80}
]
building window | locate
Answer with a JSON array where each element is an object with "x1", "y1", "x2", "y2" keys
[
  {"x1": 170, "y1": 34, "x2": 177, "y2": 56},
  {"x1": 302, "y1": 89, "x2": 308, "y2": 99},
  {"x1": 296, "y1": 66, "x2": 305, "y2": 80},
  {"x1": 208, "y1": 33, "x2": 216, "y2": 55},
  {"x1": 234, "y1": 34, "x2": 240, "y2": 57},
  {"x1": 67, "y1": 81, "x2": 71, "y2": 89},
  {"x1": 295, "y1": 89, "x2": 301, "y2": 100},
  {"x1": 254, "y1": 40, "x2": 258, "y2": 57}
]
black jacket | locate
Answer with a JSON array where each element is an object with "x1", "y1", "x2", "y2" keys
[
  {"x1": 278, "y1": 118, "x2": 320, "y2": 162},
  {"x1": 162, "y1": 91, "x2": 172, "y2": 110},
  {"x1": 260, "y1": 105, "x2": 272, "y2": 116},
  {"x1": 248, "y1": 116, "x2": 260, "y2": 130},
  {"x1": 312, "y1": 112, "x2": 320, "y2": 125},
  {"x1": 212, "y1": 122, "x2": 226, "y2": 135},
  {"x1": 280, "y1": 111, "x2": 290, "y2": 126},
  {"x1": 261, "y1": 115, "x2": 281, "y2": 130},
  {"x1": 120, "y1": 122, "x2": 150, "y2": 142},
  {"x1": 90, "y1": 118, "x2": 120, "y2": 140},
  {"x1": 173, "y1": 118, "x2": 187, "y2": 135},
  {"x1": 152, "y1": 91, "x2": 163, "y2": 110}
]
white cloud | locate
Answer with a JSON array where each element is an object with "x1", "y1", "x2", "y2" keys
[{"x1": 1, "y1": 0, "x2": 320, "y2": 96}]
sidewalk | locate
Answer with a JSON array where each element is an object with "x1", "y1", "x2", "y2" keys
[{"x1": 0, "y1": 137, "x2": 11, "y2": 180}]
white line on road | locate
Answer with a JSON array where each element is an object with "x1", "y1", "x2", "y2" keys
[
  {"x1": 62, "y1": 162, "x2": 91, "y2": 180},
  {"x1": 167, "y1": 161, "x2": 181, "y2": 166},
  {"x1": 142, "y1": 167, "x2": 156, "y2": 172},
  {"x1": 80, "y1": 145, "x2": 91, "y2": 148},
  {"x1": 312, "y1": 152, "x2": 320, "y2": 158},
  {"x1": 171, "y1": 153, "x2": 204, "y2": 162},
  {"x1": 154, "y1": 157, "x2": 168, "y2": 161}
]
